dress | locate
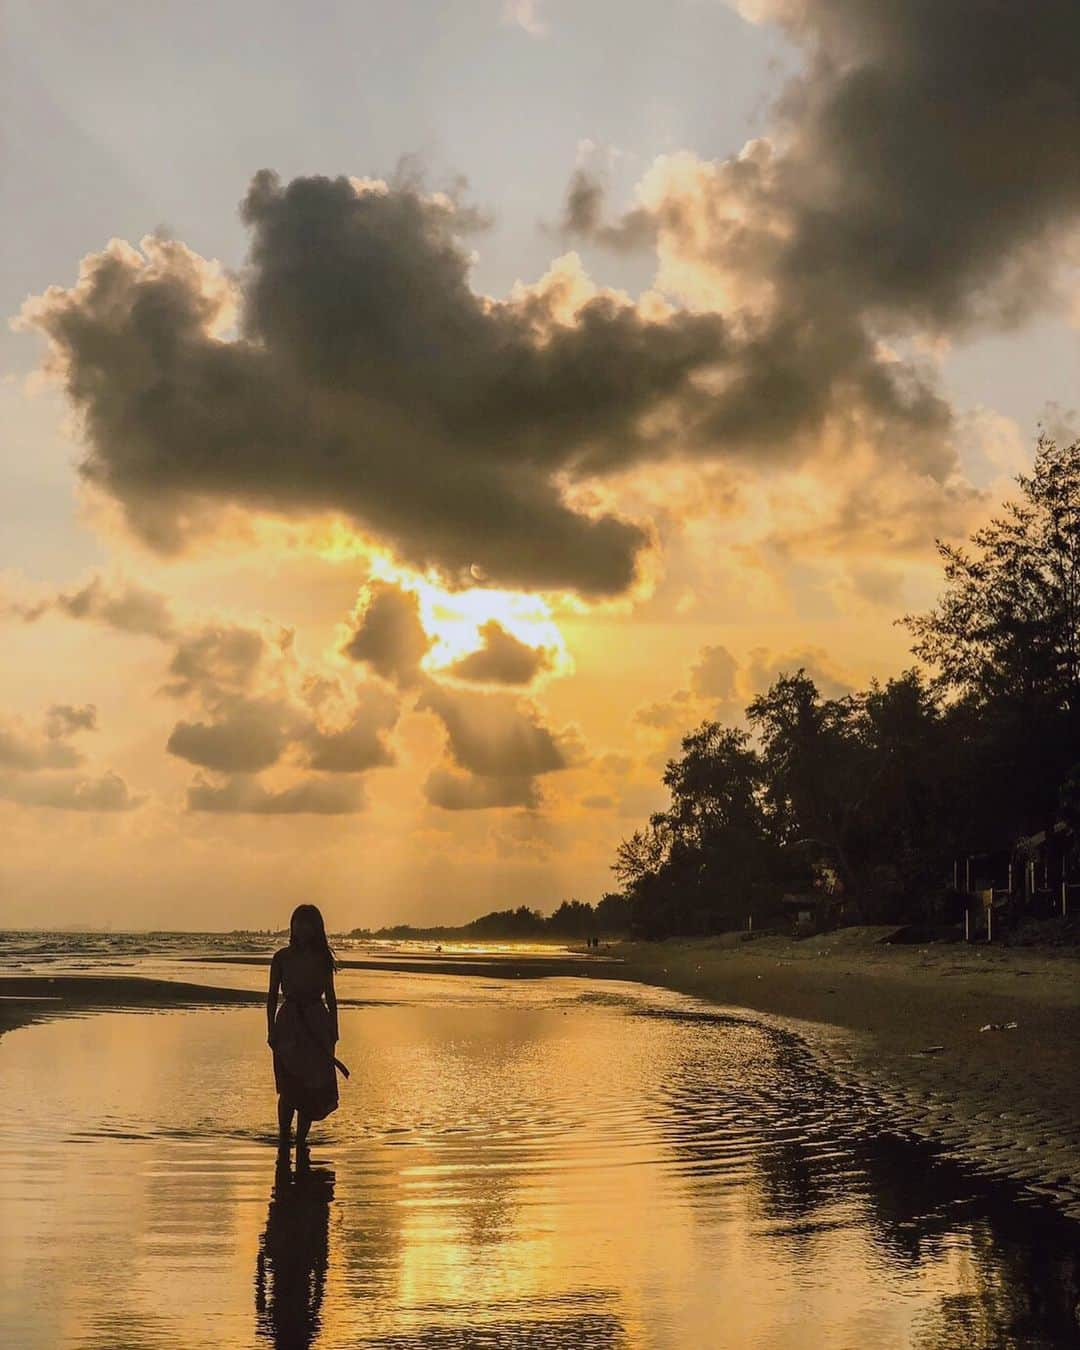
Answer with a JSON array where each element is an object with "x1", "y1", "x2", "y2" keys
[{"x1": 272, "y1": 948, "x2": 339, "y2": 1121}]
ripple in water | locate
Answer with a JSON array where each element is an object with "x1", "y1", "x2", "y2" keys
[{"x1": 0, "y1": 978, "x2": 1077, "y2": 1348}]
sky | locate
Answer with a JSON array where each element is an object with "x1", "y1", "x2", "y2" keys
[{"x1": 2, "y1": 0, "x2": 1079, "y2": 931}]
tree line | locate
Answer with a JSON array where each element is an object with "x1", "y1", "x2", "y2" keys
[
  {"x1": 609, "y1": 434, "x2": 1080, "y2": 938},
  {"x1": 347, "y1": 894, "x2": 632, "y2": 943}
]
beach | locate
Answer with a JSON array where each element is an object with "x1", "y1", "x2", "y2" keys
[
  {"x1": 609, "y1": 929, "x2": 1080, "y2": 1220},
  {"x1": 3, "y1": 929, "x2": 1079, "y2": 1224},
  {"x1": 3, "y1": 933, "x2": 1080, "y2": 1346}
]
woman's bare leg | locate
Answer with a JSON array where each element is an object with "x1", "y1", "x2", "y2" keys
[
  {"x1": 277, "y1": 1096, "x2": 294, "y2": 1146},
  {"x1": 296, "y1": 1112, "x2": 312, "y2": 1151}
]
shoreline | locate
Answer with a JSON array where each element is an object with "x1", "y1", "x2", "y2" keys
[
  {"x1": 3, "y1": 933, "x2": 1078, "y2": 1221},
  {"x1": 186, "y1": 951, "x2": 619, "y2": 979},
  {"x1": 608, "y1": 930, "x2": 1080, "y2": 1221}
]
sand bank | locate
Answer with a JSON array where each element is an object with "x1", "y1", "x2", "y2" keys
[
  {"x1": 0, "y1": 974, "x2": 267, "y2": 1039},
  {"x1": 608, "y1": 930, "x2": 1080, "y2": 1220}
]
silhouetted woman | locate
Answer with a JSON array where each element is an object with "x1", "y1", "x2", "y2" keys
[{"x1": 267, "y1": 904, "x2": 339, "y2": 1154}]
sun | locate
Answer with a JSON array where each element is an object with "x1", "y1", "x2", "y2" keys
[{"x1": 366, "y1": 556, "x2": 571, "y2": 677}]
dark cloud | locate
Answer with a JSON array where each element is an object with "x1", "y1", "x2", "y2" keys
[
  {"x1": 341, "y1": 582, "x2": 432, "y2": 688},
  {"x1": 16, "y1": 573, "x2": 402, "y2": 797},
  {"x1": 760, "y1": 0, "x2": 1080, "y2": 331},
  {"x1": 558, "y1": 168, "x2": 659, "y2": 252},
  {"x1": 303, "y1": 720, "x2": 395, "y2": 772},
  {"x1": 21, "y1": 171, "x2": 748, "y2": 595},
  {"x1": 414, "y1": 682, "x2": 583, "y2": 810},
  {"x1": 186, "y1": 773, "x2": 364, "y2": 815},
  {"x1": 166, "y1": 698, "x2": 291, "y2": 773},
  {"x1": 423, "y1": 768, "x2": 540, "y2": 811},
  {"x1": 559, "y1": 1, "x2": 1080, "y2": 478},
  {"x1": 25, "y1": 7, "x2": 1071, "y2": 599},
  {"x1": 300, "y1": 685, "x2": 399, "y2": 772},
  {"x1": 415, "y1": 683, "x2": 574, "y2": 778},
  {"x1": 444, "y1": 620, "x2": 553, "y2": 685},
  {"x1": 0, "y1": 770, "x2": 141, "y2": 812},
  {"x1": 167, "y1": 677, "x2": 398, "y2": 778}
]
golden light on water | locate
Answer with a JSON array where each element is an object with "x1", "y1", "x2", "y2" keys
[{"x1": 1, "y1": 984, "x2": 1062, "y2": 1349}]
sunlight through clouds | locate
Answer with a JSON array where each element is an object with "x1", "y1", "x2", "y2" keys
[{"x1": 363, "y1": 555, "x2": 572, "y2": 681}]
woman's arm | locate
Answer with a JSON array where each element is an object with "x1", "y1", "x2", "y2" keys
[
  {"x1": 267, "y1": 951, "x2": 281, "y2": 1045},
  {"x1": 325, "y1": 966, "x2": 338, "y2": 1044}
]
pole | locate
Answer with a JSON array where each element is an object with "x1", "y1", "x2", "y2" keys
[
  {"x1": 964, "y1": 907, "x2": 970, "y2": 942},
  {"x1": 987, "y1": 904, "x2": 993, "y2": 943}
]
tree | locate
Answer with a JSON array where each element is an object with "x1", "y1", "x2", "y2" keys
[
  {"x1": 899, "y1": 434, "x2": 1080, "y2": 716},
  {"x1": 594, "y1": 891, "x2": 632, "y2": 933},
  {"x1": 844, "y1": 669, "x2": 965, "y2": 913},
  {"x1": 611, "y1": 721, "x2": 779, "y2": 937},
  {"x1": 899, "y1": 434, "x2": 1080, "y2": 837},
  {"x1": 613, "y1": 815, "x2": 673, "y2": 888},
  {"x1": 604, "y1": 433, "x2": 1080, "y2": 935},
  {"x1": 548, "y1": 899, "x2": 596, "y2": 936},
  {"x1": 746, "y1": 670, "x2": 867, "y2": 896}
]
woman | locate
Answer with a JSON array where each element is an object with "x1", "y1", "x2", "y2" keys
[{"x1": 267, "y1": 904, "x2": 340, "y2": 1153}]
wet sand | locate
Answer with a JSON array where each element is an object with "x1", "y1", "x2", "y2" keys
[
  {"x1": 608, "y1": 930, "x2": 1080, "y2": 1220},
  {"x1": 0, "y1": 975, "x2": 266, "y2": 1039}
]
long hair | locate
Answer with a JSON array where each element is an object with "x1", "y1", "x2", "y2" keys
[{"x1": 289, "y1": 903, "x2": 338, "y2": 972}]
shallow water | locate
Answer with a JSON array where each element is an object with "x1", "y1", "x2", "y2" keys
[
  {"x1": 0, "y1": 928, "x2": 581, "y2": 972},
  {"x1": 1, "y1": 974, "x2": 1078, "y2": 1348}
]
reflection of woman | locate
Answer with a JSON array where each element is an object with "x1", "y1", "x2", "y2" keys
[
  {"x1": 255, "y1": 1156, "x2": 335, "y2": 1349},
  {"x1": 267, "y1": 904, "x2": 340, "y2": 1154}
]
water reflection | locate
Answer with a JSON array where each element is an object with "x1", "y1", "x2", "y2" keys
[
  {"x1": 255, "y1": 1156, "x2": 335, "y2": 1349},
  {"x1": 0, "y1": 983, "x2": 1078, "y2": 1348},
  {"x1": 647, "y1": 1003, "x2": 1080, "y2": 1346}
]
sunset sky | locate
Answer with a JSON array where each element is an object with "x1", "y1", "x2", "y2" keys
[{"x1": 3, "y1": 0, "x2": 1079, "y2": 931}]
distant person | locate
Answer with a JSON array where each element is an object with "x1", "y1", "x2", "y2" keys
[{"x1": 267, "y1": 904, "x2": 344, "y2": 1156}]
